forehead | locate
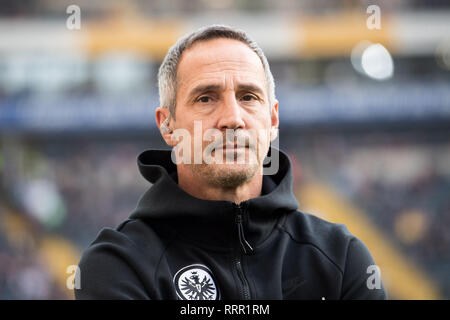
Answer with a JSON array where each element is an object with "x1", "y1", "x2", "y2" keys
[{"x1": 177, "y1": 38, "x2": 266, "y2": 88}]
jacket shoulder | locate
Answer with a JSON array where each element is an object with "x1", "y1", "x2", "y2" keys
[
  {"x1": 282, "y1": 211, "x2": 387, "y2": 299},
  {"x1": 75, "y1": 219, "x2": 169, "y2": 299},
  {"x1": 282, "y1": 211, "x2": 356, "y2": 273},
  {"x1": 81, "y1": 218, "x2": 168, "y2": 263}
]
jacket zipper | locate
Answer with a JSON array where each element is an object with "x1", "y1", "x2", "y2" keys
[
  {"x1": 235, "y1": 204, "x2": 253, "y2": 254},
  {"x1": 235, "y1": 257, "x2": 251, "y2": 299},
  {"x1": 234, "y1": 203, "x2": 253, "y2": 299}
]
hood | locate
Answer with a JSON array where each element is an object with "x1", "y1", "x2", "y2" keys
[{"x1": 130, "y1": 147, "x2": 299, "y2": 252}]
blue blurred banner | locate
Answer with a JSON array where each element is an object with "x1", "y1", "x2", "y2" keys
[{"x1": 1, "y1": 82, "x2": 449, "y2": 133}]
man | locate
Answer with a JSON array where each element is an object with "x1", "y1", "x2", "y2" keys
[{"x1": 75, "y1": 25, "x2": 387, "y2": 300}]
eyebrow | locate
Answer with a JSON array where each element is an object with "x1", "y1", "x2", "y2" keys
[
  {"x1": 187, "y1": 82, "x2": 266, "y2": 100},
  {"x1": 188, "y1": 84, "x2": 222, "y2": 99}
]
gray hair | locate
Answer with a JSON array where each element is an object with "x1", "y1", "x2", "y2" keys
[{"x1": 157, "y1": 24, "x2": 276, "y2": 120}]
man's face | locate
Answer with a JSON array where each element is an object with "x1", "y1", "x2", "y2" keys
[{"x1": 171, "y1": 38, "x2": 278, "y2": 189}]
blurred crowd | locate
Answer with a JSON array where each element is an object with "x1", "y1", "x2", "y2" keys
[
  {"x1": 290, "y1": 129, "x2": 450, "y2": 298},
  {"x1": 0, "y1": 140, "x2": 150, "y2": 298}
]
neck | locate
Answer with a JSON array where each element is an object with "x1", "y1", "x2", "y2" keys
[{"x1": 177, "y1": 166, "x2": 263, "y2": 204}]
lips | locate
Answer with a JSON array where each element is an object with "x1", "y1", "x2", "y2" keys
[
  {"x1": 219, "y1": 144, "x2": 248, "y2": 150},
  {"x1": 224, "y1": 144, "x2": 245, "y2": 148},
  {"x1": 211, "y1": 145, "x2": 248, "y2": 155},
  {"x1": 212, "y1": 136, "x2": 254, "y2": 151}
]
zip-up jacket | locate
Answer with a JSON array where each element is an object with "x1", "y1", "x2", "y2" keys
[{"x1": 75, "y1": 148, "x2": 387, "y2": 300}]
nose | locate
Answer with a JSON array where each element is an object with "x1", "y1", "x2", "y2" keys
[{"x1": 217, "y1": 93, "x2": 245, "y2": 131}]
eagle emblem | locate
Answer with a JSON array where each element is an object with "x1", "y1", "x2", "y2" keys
[{"x1": 173, "y1": 264, "x2": 220, "y2": 300}]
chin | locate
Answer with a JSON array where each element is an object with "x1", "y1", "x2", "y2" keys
[
  {"x1": 195, "y1": 161, "x2": 260, "y2": 189},
  {"x1": 189, "y1": 147, "x2": 265, "y2": 188},
  {"x1": 215, "y1": 164, "x2": 259, "y2": 189}
]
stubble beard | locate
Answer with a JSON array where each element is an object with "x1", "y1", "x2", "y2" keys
[{"x1": 190, "y1": 147, "x2": 263, "y2": 190}]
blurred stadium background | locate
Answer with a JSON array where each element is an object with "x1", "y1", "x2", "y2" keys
[{"x1": 0, "y1": 0, "x2": 449, "y2": 299}]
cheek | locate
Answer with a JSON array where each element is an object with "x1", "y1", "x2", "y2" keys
[
  {"x1": 251, "y1": 110, "x2": 272, "y2": 128},
  {"x1": 251, "y1": 116, "x2": 272, "y2": 140}
]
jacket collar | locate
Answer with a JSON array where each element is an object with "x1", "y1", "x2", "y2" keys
[{"x1": 130, "y1": 147, "x2": 298, "y2": 253}]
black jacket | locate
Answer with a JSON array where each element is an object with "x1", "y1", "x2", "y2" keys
[{"x1": 75, "y1": 148, "x2": 387, "y2": 300}]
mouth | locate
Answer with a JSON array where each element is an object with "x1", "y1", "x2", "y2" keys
[
  {"x1": 226, "y1": 143, "x2": 246, "y2": 148},
  {"x1": 219, "y1": 145, "x2": 248, "y2": 151}
]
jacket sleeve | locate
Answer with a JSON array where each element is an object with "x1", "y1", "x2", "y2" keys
[
  {"x1": 341, "y1": 237, "x2": 388, "y2": 300},
  {"x1": 74, "y1": 231, "x2": 151, "y2": 300}
]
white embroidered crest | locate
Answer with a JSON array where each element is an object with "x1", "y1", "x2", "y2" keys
[{"x1": 173, "y1": 264, "x2": 220, "y2": 300}]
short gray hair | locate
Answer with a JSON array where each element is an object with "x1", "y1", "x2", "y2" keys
[{"x1": 157, "y1": 24, "x2": 276, "y2": 119}]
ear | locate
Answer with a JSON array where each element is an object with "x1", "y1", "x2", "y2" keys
[
  {"x1": 270, "y1": 100, "x2": 279, "y2": 141},
  {"x1": 155, "y1": 107, "x2": 177, "y2": 147}
]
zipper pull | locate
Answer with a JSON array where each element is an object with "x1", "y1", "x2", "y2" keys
[{"x1": 235, "y1": 209, "x2": 254, "y2": 254}]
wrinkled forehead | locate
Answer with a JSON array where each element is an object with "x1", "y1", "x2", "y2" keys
[{"x1": 176, "y1": 38, "x2": 266, "y2": 87}]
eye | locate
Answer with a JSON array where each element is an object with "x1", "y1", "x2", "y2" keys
[
  {"x1": 198, "y1": 96, "x2": 211, "y2": 103},
  {"x1": 241, "y1": 94, "x2": 257, "y2": 102}
]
